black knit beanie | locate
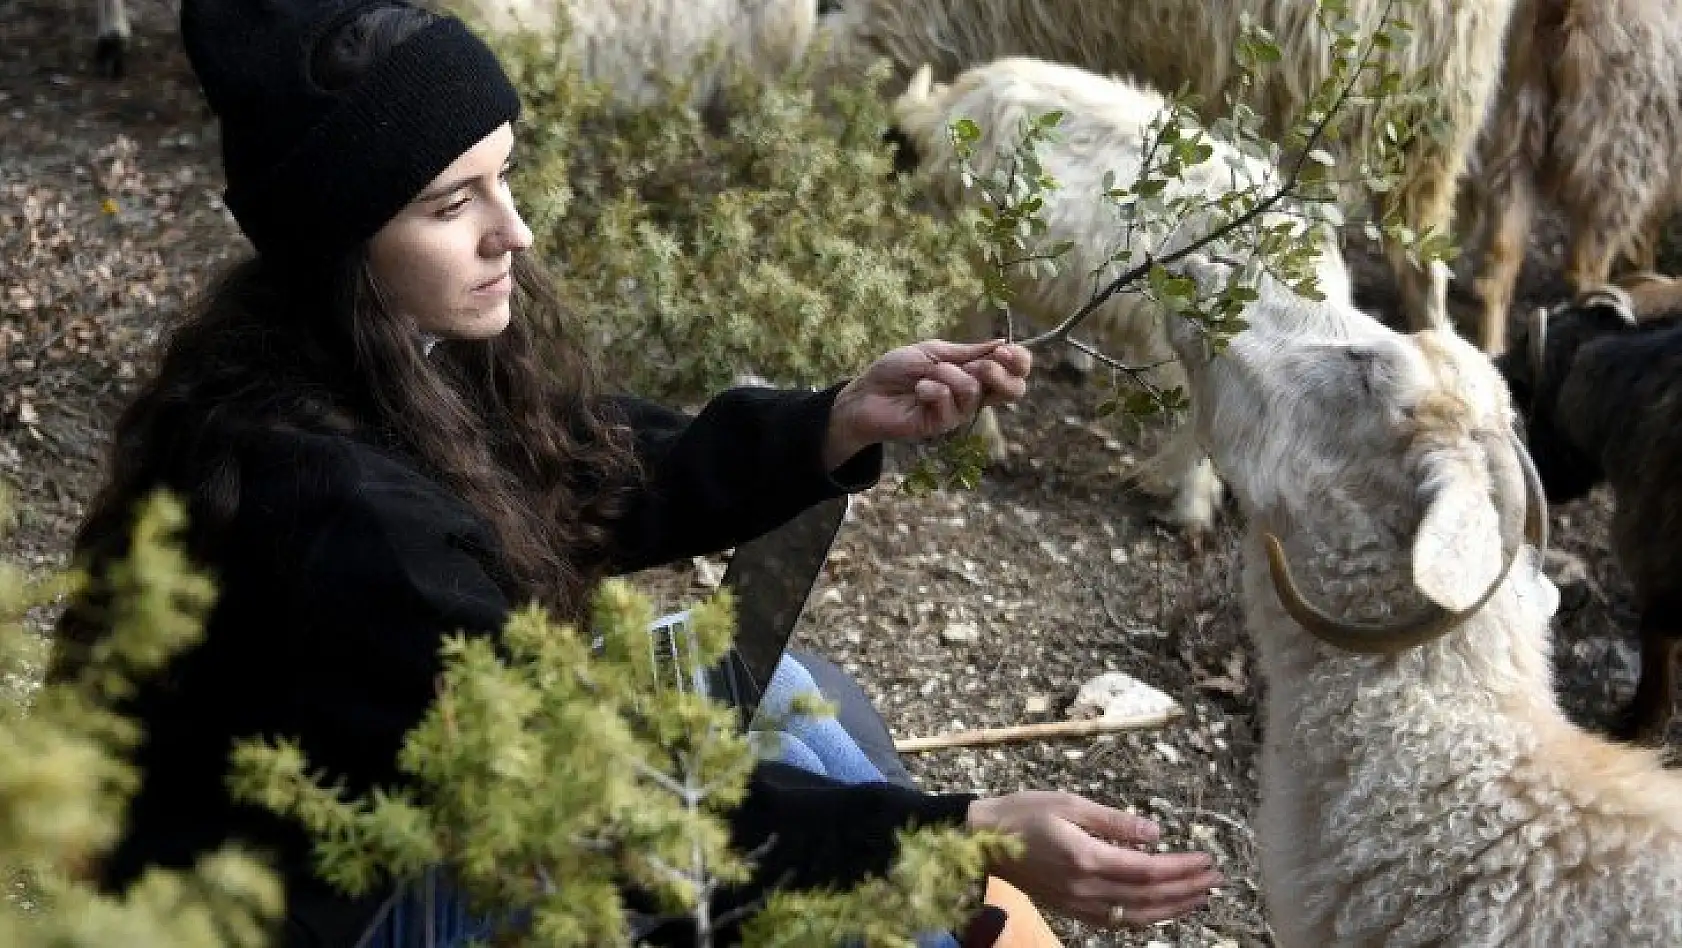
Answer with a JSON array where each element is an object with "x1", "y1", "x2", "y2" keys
[{"x1": 180, "y1": 0, "x2": 522, "y2": 263}]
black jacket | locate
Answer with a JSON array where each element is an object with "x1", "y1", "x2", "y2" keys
[{"x1": 85, "y1": 382, "x2": 975, "y2": 946}]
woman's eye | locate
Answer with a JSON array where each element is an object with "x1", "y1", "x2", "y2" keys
[{"x1": 437, "y1": 196, "x2": 471, "y2": 218}]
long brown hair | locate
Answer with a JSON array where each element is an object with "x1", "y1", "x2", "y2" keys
[{"x1": 53, "y1": 6, "x2": 640, "y2": 677}]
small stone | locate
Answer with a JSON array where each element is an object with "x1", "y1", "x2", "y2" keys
[
  {"x1": 1154, "y1": 741, "x2": 1181, "y2": 765},
  {"x1": 1024, "y1": 695, "x2": 1051, "y2": 715},
  {"x1": 691, "y1": 557, "x2": 725, "y2": 589},
  {"x1": 941, "y1": 620, "x2": 981, "y2": 645},
  {"x1": 1068, "y1": 671, "x2": 1179, "y2": 721}
]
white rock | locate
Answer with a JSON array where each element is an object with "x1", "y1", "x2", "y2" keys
[
  {"x1": 1067, "y1": 671, "x2": 1179, "y2": 721},
  {"x1": 941, "y1": 620, "x2": 981, "y2": 645},
  {"x1": 691, "y1": 556, "x2": 725, "y2": 589}
]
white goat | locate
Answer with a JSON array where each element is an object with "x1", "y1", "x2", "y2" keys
[
  {"x1": 1161, "y1": 252, "x2": 1682, "y2": 945},
  {"x1": 889, "y1": 56, "x2": 1350, "y2": 532},
  {"x1": 1463, "y1": 0, "x2": 1682, "y2": 356},
  {"x1": 457, "y1": 0, "x2": 818, "y2": 110},
  {"x1": 93, "y1": 0, "x2": 817, "y2": 112},
  {"x1": 817, "y1": 0, "x2": 1520, "y2": 352}
]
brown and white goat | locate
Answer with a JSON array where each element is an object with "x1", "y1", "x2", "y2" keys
[
  {"x1": 818, "y1": 0, "x2": 1521, "y2": 350},
  {"x1": 1465, "y1": 0, "x2": 1682, "y2": 356}
]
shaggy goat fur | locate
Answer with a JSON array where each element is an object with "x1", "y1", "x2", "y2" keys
[
  {"x1": 1162, "y1": 254, "x2": 1682, "y2": 945},
  {"x1": 93, "y1": 0, "x2": 817, "y2": 107},
  {"x1": 459, "y1": 0, "x2": 818, "y2": 110},
  {"x1": 889, "y1": 56, "x2": 1351, "y2": 532},
  {"x1": 1496, "y1": 274, "x2": 1682, "y2": 743},
  {"x1": 1464, "y1": 0, "x2": 1682, "y2": 357},
  {"x1": 817, "y1": 0, "x2": 1520, "y2": 351}
]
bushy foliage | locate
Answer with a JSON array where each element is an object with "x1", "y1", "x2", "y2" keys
[
  {"x1": 230, "y1": 579, "x2": 1012, "y2": 947},
  {"x1": 476, "y1": 11, "x2": 984, "y2": 404},
  {"x1": 0, "y1": 490, "x2": 283, "y2": 947},
  {"x1": 2, "y1": 490, "x2": 1004, "y2": 948}
]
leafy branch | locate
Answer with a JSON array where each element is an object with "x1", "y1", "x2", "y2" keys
[{"x1": 961, "y1": 0, "x2": 1434, "y2": 411}]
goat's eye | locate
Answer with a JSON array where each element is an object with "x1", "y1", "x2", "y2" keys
[{"x1": 1343, "y1": 348, "x2": 1378, "y2": 393}]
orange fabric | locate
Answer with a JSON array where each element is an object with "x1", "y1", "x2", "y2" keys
[{"x1": 982, "y1": 876, "x2": 1065, "y2": 947}]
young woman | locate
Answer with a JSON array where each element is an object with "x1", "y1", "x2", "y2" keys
[{"x1": 51, "y1": 1, "x2": 1224, "y2": 945}]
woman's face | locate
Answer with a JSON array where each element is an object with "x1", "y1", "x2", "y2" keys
[{"x1": 368, "y1": 123, "x2": 533, "y2": 341}]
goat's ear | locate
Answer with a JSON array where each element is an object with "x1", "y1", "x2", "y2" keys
[
  {"x1": 1619, "y1": 271, "x2": 1682, "y2": 322},
  {"x1": 1412, "y1": 454, "x2": 1507, "y2": 612},
  {"x1": 903, "y1": 63, "x2": 934, "y2": 102}
]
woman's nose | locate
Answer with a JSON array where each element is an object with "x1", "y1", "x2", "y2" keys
[{"x1": 487, "y1": 194, "x2": 534, "y2": 255}]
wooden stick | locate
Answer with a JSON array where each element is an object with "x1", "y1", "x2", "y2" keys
[{"x1": 893, "y1": 707, "x2": 1183, "y2": 753}]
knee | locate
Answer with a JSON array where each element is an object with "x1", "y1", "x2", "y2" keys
[{"x1": 755, "y1": 729, "x2": 830, "y2": 776}]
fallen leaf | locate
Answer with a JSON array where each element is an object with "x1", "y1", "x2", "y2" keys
[{"x1": 1194, "y1": 650, "x2": 1250, "y2": 696}]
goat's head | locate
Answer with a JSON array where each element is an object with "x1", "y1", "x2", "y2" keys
[
  {"x1": 882, "y1": 63, "x2": 946, "y2": 175},
  {"x1": 1163, "y1": 254, "x2": 1547, "y2": 655},
  {"x1": 1495, "y1": 281, "x2": 1667, "y2": 504},
  {"x1": 1498, "y1": 284, "x2": 1638, "y2": 419}
]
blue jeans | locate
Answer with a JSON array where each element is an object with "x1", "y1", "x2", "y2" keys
[{"x1": 355, "y1": 650, "x2": 955, "y2": 948}]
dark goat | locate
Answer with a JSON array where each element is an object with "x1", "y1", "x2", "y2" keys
[{"x1": 1496, "y1": 274, "x2": 1682, "y2": 743}]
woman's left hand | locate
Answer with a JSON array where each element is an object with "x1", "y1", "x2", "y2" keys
[{"x1": 823, "y1": 338, "x2": 1033, "y2": 471}]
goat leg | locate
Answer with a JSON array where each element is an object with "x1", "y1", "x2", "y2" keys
[
  {"x1": 1565, "y1": 231, "x2": 1617, "y2": 305},
  {"x1": 1610, "y1": 621, "x2": 1679, "y2": 746},
  {"x1": 1470, "y1": 170, "x2": 1536, "y2": 357},
  {"x1": 1616, "y1": 206, "x2": 1667, "y2": 277}
]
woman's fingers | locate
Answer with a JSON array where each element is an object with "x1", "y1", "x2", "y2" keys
[
  {"x1": 1066, "y1": 869, "x2": 1224, "y2": 929},
  {"x1": 1114, "y1": 889, "x2": 1218, "y2": 927},
  {"x1": 916, "y1": 360, "x2": 984, "y2": 425}
]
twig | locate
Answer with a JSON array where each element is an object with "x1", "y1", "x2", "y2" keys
[
  {"x1": 894, "y1": 707, "x2": 1183, "y2": 753},
  {"x1": 1018, "y1": 0, "x2": 1395, "y2": 353}
]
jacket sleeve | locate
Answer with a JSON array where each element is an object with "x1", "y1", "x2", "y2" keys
[
  {"x1": 714, "y1": 763, "x2": 978, "y2": 922},
  {"x1": 602, "y1": 383, "x2": 884, "y2": 574},
  {"x1": 628, "y1": 763, "x2": 978, "y2": 946}
]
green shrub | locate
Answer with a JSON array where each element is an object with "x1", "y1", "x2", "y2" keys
[
  {"x1": 0, "y1": 490, "x2": 283, "y2": 947},
  {"x1": 230, "y1": 581, "x2": 1012, "y2": 947},
  {"x1": 479, "y1": 13, "x2": 985, "y2": 403}
]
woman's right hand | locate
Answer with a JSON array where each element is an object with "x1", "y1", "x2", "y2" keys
[{"x1": 965, "y1": 790, "x2": 1224, "y2": 929}]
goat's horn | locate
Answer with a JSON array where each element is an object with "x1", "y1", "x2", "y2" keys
[
  {"x1": 1263, "y1": 428, "x2": 1532, "y2": 654},
  {"x1": 1527, "y1": 306, "x2": 1548, "y2": 387},
  {"x1": 1514, "y1": 428, "x2": 1547, "y2": 557}
]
